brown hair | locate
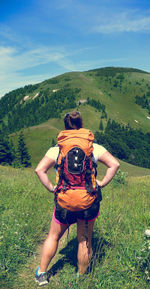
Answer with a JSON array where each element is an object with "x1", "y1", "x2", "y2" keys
[{"x1": 64, "y1": 111, "x2": 83, "y2": 130}]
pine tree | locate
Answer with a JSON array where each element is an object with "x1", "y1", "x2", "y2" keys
[
  {"x1": 99, "y1": 119, "x2": 104, "y2": 131},
  {"x1": 51, "y1": 138, "x2": 56, "y2": 147},
  {"x1": 0, "y1": 131, "x2": 14, "y2": 165},
  {"x1": 16, "y1": 131, "x2": 31, "y2": 167}
]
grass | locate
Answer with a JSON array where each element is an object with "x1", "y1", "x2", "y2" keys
[
  {"x1": 10, "y1": 100, "x2": 150, "y2": 174},
  {"x1": 0, "y1": 166, "x2": 55, "y2": 288},
  {"x1": 10, "y1": 118, "x2": 62, "y2": 167},
  {"x1": 9, "y1": 69, "x2": 150, "y2": 167},
  {"x1": 1, "y1": 67, "x2": 150, "y2": 287},
  {"x1": 0, "y1": 164, "x2": 150, "y2": 288}
]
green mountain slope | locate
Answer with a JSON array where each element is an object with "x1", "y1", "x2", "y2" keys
[
  {"x1": 10, "y1": 115, "x2": 150, "y2": 177},
  {"x1": 1, "y1": 67, "x2": 150, "y2": 170},
  {"x1": 1, "y1": 66, "x2": 150, "y2": 133}
]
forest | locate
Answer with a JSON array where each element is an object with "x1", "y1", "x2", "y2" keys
[
  {"x1": 1, "y1": 117, "x2": 150, "y2": 169},
  {"x1": 0, "y1": 87, "x2": 79, "y2": 134},
  {"x1": 95, "y1": 119, "x2": 150, "y2": 168},
  {"x1": 0, "y1": 130, "x2": 31, "y2": 168}
]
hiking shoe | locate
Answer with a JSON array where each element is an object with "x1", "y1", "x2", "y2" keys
[{"x1": 35, "y1": 267, "x2": 48, "y2": 286}]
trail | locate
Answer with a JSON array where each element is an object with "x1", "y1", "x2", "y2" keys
[{"x1": 14, "y1": 226, "x2": 77, "y2": 289}]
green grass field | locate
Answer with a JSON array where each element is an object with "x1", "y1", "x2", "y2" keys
[
  {"x1": 1, "y1": 67, "x2": 150, "y2": 288},
  {"x1": 0, "y1": 163, "x2": 150, "y2": 289}
]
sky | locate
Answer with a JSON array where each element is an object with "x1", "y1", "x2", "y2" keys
[{"x1": 0, "y1": 0, "x2": 150, "y2": 97}]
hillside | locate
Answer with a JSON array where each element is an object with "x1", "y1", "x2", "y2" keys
[
  {"x1": 0, "y1": 66, "x2": 150, "y2": 133},
  {"x1": 9, "y1": 116, "x2": 150, "y2": 176},
  {"x1": 0, "y1": 67, "x2": 150, "y2": 169}
]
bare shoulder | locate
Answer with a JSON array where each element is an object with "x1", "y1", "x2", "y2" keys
[
  {"x1": 99, "y1": 151, "x2": 120, "y2": 168},
  {"x1": 35, "y1": 155, "x2": 55, "y2": 173}
]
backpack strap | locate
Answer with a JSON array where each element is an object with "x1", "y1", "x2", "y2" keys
[
  {"x1": 56, "y1": 156, "x2": 72, "y2": 192},
  {"x1": 84, "y1": 156, "x2": 94, "y2": 194},
  {"x1": 56, "y1": 157, "x2": 65, "y2": 188},
  {"x1": 92, "y1": 155, "x2": 97, "y2": 178}
]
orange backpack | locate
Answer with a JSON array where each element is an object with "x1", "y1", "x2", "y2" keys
[{"x1": 55, "y1": 128, "x2": 98, "y2": 211}]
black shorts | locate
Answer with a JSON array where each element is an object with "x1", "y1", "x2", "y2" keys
[{"x1": 53, "y1": 197, "x2": 100, "y2": 226}]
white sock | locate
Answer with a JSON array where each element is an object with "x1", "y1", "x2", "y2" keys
[{"x1": 38, "y1": 269, "x2": 46, "y2": 275}]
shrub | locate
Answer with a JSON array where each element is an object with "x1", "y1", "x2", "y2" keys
[
  {"x1": 112, "y1": 169, "x2": 128, "y2": 186},
  {"x1": 137, "y1": 230, "x2": 150, "y2": 281}
]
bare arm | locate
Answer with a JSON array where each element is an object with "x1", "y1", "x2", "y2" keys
[
  {"x1": 35, "y1": 156, "x2": 55, "y2": 193},
  {"x1": 96, "y1": 151, "x2": 120, "y2": 188}
]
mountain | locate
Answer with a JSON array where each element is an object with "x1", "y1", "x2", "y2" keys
[
  {"x1": 1, "y1": 66, "x2": 150, "y2": 133},
  {"x1": 0, "y1": 67, "x2": 150, "y2": 169}
]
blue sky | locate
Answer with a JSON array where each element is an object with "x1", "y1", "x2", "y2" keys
[{"x1": 0, "y1": 0, "x2": 150, "y2": 97}]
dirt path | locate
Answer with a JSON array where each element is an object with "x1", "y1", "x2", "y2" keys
[{"x1": 15, "y1": 226, "x2": 77, "y2": 289}]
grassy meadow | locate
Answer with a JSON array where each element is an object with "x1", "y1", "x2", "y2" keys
[
  {"x1": 1, "y1": 67, "x2": 150, "y2": 287},
  {"x1": 0, "y1": 162, "x2": 150, "y2": 289}
]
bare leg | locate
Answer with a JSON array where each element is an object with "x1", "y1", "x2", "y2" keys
[
  {"x1": 39, "y1": 218, "x2": 68, "y2": 272},
  {"x1": 77, "y1": 219, "x2": 95, "y2": 275}
]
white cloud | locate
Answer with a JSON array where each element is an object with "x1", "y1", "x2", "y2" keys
[
  {"x1": 0, "y1": 42, "x2": 132, "y2": 98},
  {"x1": 0, "y1": 45, "x2": 69, "y2": 97},
  {"x1": 0, "y1": 46, "x2": 66, "y2": 72},
  {"x1": 92, "y1": 12, "x2": 150, "y2": 34},
  {"x1": 1, "y1": 44, "x2": 111, "y2": 97},
  {"x1": 0, "y1": 70, "x2": 59, "y2": 97}
]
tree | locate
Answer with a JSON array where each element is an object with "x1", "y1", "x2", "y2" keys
[
  {"x1": 99, "y1": 119, "x2": 104, "y2": 131},
  {"x1": 51, "y1": 138, "x2": 56, "y2": 147},
  {"x1": 16, "y1": 131, "x2": 31, "y2": 167},
  {"x1": 0, "y1": 131, "x2": 14, "y2": 165}
]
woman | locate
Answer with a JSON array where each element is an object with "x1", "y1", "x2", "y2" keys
[{"x1": 35, "y1": 111, "x2": 120, "y2": 286}]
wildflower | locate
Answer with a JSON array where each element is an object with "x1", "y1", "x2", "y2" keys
[
  {"x1": 145, "y1": 270, "x2": 149, "y2": 275},
  {"x1": 137, "y1": 257, "x2": 142, "y2": 260},
  {"x1": 145, "y1": 229, "x2": 150, "y2": 237}
]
